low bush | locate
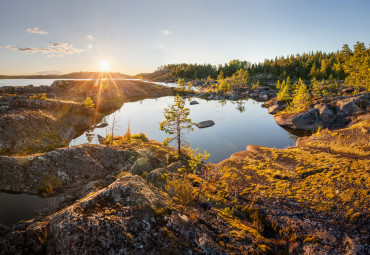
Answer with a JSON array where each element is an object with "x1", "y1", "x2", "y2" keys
[
  {"x1": 83, "y1": 97, "x2": 95, "y2": 109},
  {"x1": 39, "y1": 174, "x2": 62, "y2": 193},
  {"x1": 29, "y1": 93, "x2": 47, "y2": 100}
]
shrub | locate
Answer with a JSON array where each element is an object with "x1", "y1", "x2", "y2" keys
[
  {"x1": 165, "y1": 176, "x2": 193, "y2": 205},
  {"x1": 83, "y1": 97, "x2": 95, "y2": 109},
  {"x1": 218, "y1": 79, "x2": 229, "y2": 92},
  {"x1": 39, "y1": 174, "x2": 62, "y2": 193},
  {"x1": 131, "y1": 133, "x2": 148, "y2": 142},
  {"x1": 251, "y1": 80, "x2": 260, "y2": 90},
  {"x1": 29, "y1": 93, "x2": 47, "y2": 100},
  {"x1": 182, "y1": 146, "x2": 209, "y2": 174},
  {"x1": 176, "y1": 78, "x2": 187, "y2": 91},
  {"x1": 101, "y1": 133, "x2": 149, "y2": 146}
]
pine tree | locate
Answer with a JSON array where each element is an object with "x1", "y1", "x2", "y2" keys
[
  {"x1": 276, "y1": 80, "x2": 281, "y2": 90},
  {"x1": 291, "y1": 78, "x2": 311, "y2": 112},
  {"x1": 217, "y1": 70, "x2": 224, "y2": 81},
  {"x1": 218, "y1": 79, "x2": 230, "y2": 92},
  {"x1": 311, "y1": 77, "x2": 321, "y2": 97},
  {"x1": 309, "y1": 63, "x2": 317, "y2": 78},
  {"x1": 286, "y1": 76, "x2": 292, "y2": 91},
  {"x1": 277, "y1": 83, "x2": 290, "y2": 101},
  {"x1": 160, "y1": 95, "x2": 194, "y2": 156},
  {"x1": 230, "y1": 68, "x2": 249, "y2": 89},
  {"x1": 176, "y1": 78, "x2": 187, "y2": 91}
]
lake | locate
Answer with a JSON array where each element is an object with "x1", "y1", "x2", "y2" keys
[{"x1": 70, "y1": 96, "x2": 297, "y2": 163}]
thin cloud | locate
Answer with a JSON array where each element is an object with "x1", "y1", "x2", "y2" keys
[
  {"x1": 156, "y1": 46, "x2": 167, "y2": 52},
  {"x1": 0, "y1": 42, "x2": 83, "y2": 58},
  {"x1": 0, "y1": 45, "x2": 18, "y2": 50},
  {"x1": 86, "y1": 35, "x2": 96, "y2": 40},
  {"x1": 161, "y1": 30, "x2": 171, "y2": 35},
  {"x1": 27, "y1": 27, "x2": 48, "y2": 35}
]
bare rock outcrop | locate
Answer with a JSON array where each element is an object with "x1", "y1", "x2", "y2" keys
[{"x1": 274, "y1": 93, "x2": 369, "y2": 130}]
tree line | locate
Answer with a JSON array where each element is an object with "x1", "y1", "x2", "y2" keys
[{"x1": 155, "y1": 41, "x2": 370, "y2": 91}]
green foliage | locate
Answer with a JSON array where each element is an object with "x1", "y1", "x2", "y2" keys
[
  {"x1": 276, "y1": 80, "x2": 281, "y2": 90},
  {"x1": 342, "y1": 41, "x2": 370, "y2": 91},
  {"x1": 39, "y1": 174, "x2": 62, "y2": 193},
  {"x1": 131, "y1": 133, "x2": 148, "y2": 142},
  {"x1": 182, "y1": 146, "x2": 210, "y2": 174},
  {"x1": 29, "y1": 93, "x2": 47, "y2": 100},
  {"x1": 165, "y1": 175, "x2": 193, "y2": 205},
  {"x1": 277, "y1": 82, "x2": 290, "y2": 101},
  {"x1": 251, "y1": 80, "x2": 260, "y2": 90},
  {"x1": 230, "y1": 68, "x2": 250, "y2": 89},
  {"x1": 83, "y1": 97, "x2": 95, "y2": 109},
  {"x1": 311, "y1": 77, "x2": 322, "y2": 97},
  {"x1": 159, "y1": 95, "x2": 194, "y2": 155},
  {"x1": 289, "y1": 78, "x2": 311, "y2": 112},
  {"x1": 217, "y1": 70, "x2": 224, "y2": 81},
  {"x1": 286, "y1": 76, "x2": 292, "y2": 91},
  {"x1": 101, "y1": 133, "x2": 148, "y2": 145},
  {"x1": 155, "y1": 42, "x2": 370, "y2": 93},
  {"x1": 176, "y1": 78, "x2": 187, "y2": 91},
  {"x1": 218, "y1": 79, "x2": 230, "y2": 92}
]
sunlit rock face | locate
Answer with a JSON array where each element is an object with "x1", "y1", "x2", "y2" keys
[
  {"x1": 0, "y1": 144, "x2": 141, "y2": 194},
  {"x1": 0, "y1": 80, "x2": 173, "y2": 155},
  {"x1": 274, "y1": 93, "x2": 369, "y2": 130}
]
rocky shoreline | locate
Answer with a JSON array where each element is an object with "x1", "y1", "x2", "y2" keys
[
  {"x1": 0, "y1": 80, "x2": 172, "y2": 155},
  {"x1": 0, "y1": 80, "x2": 369, "y2": 254},
  {"x1": 0, "y1": 117, "x2": 369, "y2": 253}
]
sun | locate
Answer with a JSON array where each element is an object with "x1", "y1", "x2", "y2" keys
[{"x1": 99, "y1": 60, "x2": 110, "y2": 71}]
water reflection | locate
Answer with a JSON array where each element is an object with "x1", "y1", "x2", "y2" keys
[
  {"x1": 0, "y1": 192, "x2": 54, "y2": 226},
  {"x1": 70, "y1": 96, "x2": 297, "y2": 163}
]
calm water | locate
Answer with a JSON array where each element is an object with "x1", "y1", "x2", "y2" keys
[
  {"x1": 0, "y1": 192, "x2": 56, "y2": 225},
  {"x1": 70, "y1": 96, "x2": 296, "y2": 163}
]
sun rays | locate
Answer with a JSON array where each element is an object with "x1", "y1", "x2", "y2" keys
[{"x1": 91, "y1": 71, "x2": 125, "y2": 125}]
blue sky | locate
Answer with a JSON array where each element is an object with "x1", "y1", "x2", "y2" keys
[{"x1": 0, "y1": 0, "x2": 369, "y2": 75}]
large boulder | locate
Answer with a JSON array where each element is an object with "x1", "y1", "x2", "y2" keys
[
  {"x1": 274, "y1": 109, "x2": 319, "y2": 130},
  {"x1": 45, "y1": 176, "x2": 171, "y2": 255},
  {"x1": 0, "y1": 145, "x2": 138, "y2": 194}
]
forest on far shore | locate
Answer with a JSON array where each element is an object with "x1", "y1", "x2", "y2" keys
[{"x1": 150, "y1": 41, "x2": 370, "y2": 91}]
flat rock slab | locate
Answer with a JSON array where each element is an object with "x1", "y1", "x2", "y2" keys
[
  {"x1": 196, "y1": 120, "x2": 215, "y2": 128},
  {"x1": 190, "y1": 100, "x2": 199, "y2": 105}
]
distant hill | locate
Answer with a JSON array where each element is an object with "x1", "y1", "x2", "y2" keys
[{"x1": 0, "y1": 72, "x2": 137, "y2": 80}]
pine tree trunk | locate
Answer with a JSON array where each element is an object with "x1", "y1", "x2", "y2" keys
[
  {"x1": 177, "y1": 115, "x2": 181, "y2": 156},
  {"x1": 177, "y1": 128, "x2": 181, "y2": 156}
]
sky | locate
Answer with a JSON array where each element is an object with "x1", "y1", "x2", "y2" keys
[{"x1": 0, "y1": 0, "x2": 369, "y2": 75}]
